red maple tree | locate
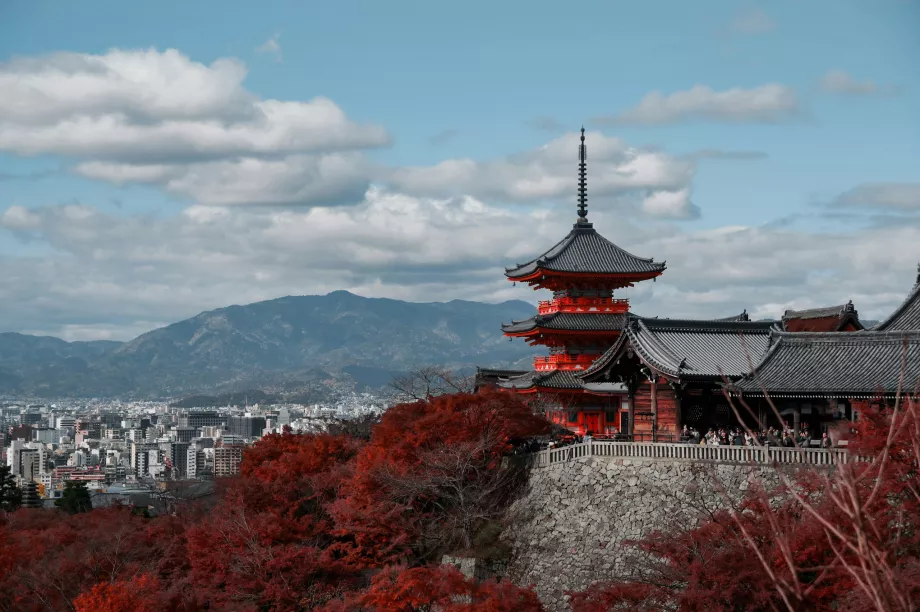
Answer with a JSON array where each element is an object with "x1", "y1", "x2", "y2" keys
[
  {"x1": 186, "y1": 432, "x2": 364, "y2": 610},
  {"x1": 325, "y1": 565, "x2": 543, "y2": 612},
  {"x1": 330, "y1": 390, "x2": 549, "y2": 566}
]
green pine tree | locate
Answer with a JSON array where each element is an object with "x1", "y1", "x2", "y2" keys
[
  {"x1": 55, "y1": 480, "x2": 92, "y2": 514},
  {"x1": 0, "y1": 465, "x2": 22, "y2": 512}
]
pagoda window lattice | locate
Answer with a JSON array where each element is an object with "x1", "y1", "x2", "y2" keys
[
  {"x1": 685, "y1": 404, "x2": 705, "y2": 423},
  {"x1": 713, "y1": 404, "x2": 731, "y2": 425}
]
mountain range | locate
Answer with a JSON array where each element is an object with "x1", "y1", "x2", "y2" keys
[{"x1": 0, "y1": 291, "x2": 538, "y2": 398}]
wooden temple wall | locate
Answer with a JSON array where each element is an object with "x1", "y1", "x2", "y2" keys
[{"x1": 632, "y1": 378, "x2": 679, "y2": 437}]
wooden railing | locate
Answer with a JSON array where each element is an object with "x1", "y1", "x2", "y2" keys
[
  {"x1": 526, "y1": 441, "x2": 850, "y2": 469},
  {"x1": 533, "y1": 353, "x2": 597, "y2": 371},
  {"x1": 537, "y1": 297, "x2": 630, "y2": 315}
]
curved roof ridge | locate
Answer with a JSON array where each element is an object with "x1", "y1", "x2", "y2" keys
[
  {"x1": 577, "y1": 332, "x2": 631, "y2": 379},
  {"x1": 627, "y1": 319, "x2": 685, "y2": 376},
  {"x1": 636, "y1": 316, "x2": 778, "y2": 332},
  {"x1": 734, "y1": 331, "x2": 789, "y2": 384},
  {"x1": 770, "y1": 328, "x2": 920, "y2": 342},
  {"x1": 592, "y1": 229, "x2": 660, "y2": 264},
  {"x1": 501, "y1": 311, "x2": 627, "y2": 333},
  {"x1": 503, "y1": 231, "x2": 574, "y2": 273},
  {"x1": 504, "y1": 224, "x2": 666, "y2": 279},
  {"x1": 874, "y1": 276, "x2": 920, "y2": 332}
]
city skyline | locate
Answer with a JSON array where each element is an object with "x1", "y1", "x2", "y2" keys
[{"x1": 2, "y1": 0, "x2": 919, "y2": 341}]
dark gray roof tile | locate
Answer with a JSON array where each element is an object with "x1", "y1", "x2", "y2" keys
[
  {"x1": 502, "y1": 312, "x2": 628, "y2": 334},
  {"x1": 783, "y1": 304, "x2": 849, "y2": 320},
  {"x1": 497, "y1": 369, "x2": 585, "y2": 390},
  {"x1": 734, "y1": 330, "x2": 920, "y2": 396},
  {"x1": 874, "y1": 280, "x2": 920, "y2": 332},
  {"x1": 579, "y1": 316, "x2": 777, "y2": 380},
  {"x1": 505, "y1": 224, "x2": 665, "y2": 279}
]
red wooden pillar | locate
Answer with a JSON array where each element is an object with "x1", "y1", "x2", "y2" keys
[{"x1": 627, "y1": 386, "x2": 636, "y2": 438}]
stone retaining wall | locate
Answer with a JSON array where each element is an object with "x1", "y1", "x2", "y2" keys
[{"x1": 502, "y1": 456, "x2": 791, "y2": 611}]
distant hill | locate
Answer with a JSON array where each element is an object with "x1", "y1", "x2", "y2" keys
[{"x1": 0, "y1": 291, "x2": 538, "y2": 398}]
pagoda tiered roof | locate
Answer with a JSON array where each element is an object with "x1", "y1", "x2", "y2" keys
[
  {"x1": 496, "y1": 369, "x2": 587, "y2": 392},
  {"x1": 733, "y1": 329, "x2": 920, "y2": 397},
  {"x1": 580, "y1": 316, "x2": 778, "y2": 382},
  {"x1": 874, "y1": 267, "x2": 920, "y2": 332},
  {"x1": 504, "y1": 221, "x2": 666, "y2": 282},
  {"x1": 502, "y1": 312, "x2": 629, "y2": 335}
]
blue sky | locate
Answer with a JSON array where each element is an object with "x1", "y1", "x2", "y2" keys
[{"x1": 1, "y1": 0, "x2": 919, "y2": 340}]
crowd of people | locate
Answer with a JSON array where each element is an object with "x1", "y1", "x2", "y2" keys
[
  {"x1": 512, "y1": 423, "x2": 836, "y2": 456},
  {"x1": 680, "y1": 424, "x2": 834, "y2": 448}
]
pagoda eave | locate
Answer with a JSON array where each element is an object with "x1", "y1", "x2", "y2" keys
[
  {"x1": 508, "y1": 385, "x2": 587, "y2": 395},
  {"x1": 503, "y1": 329, "x2": 622, "y2": 346},
  {"x1": 507, "y1": 269, "x2": 662, "y2": 291}
]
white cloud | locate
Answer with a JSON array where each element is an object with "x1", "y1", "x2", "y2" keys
[
  {"x1": 833, "y1": 183, "x2": 920, "y2": 210},
  {"x1": 596, "y1": 84, "x2": 800, "y2": 125},
  {"x1": 385, "y1": 131, "x2": 698, "y2": 219},
  {"x1": 819, "y1": 69, "x2": 882, "y2": 95},
  {"x1": 76, "y1": 153, "x2": 372, "y2": 207},
  {"x1": 2, "y1": 46, "x2": 914, "y2": 343},
  {"x1": 0, "y1": 205, "x2": 42, "y2": 230},
  {"x1": 641, "y1": 189, "x2": 699, "y2": 219},
  {"x1": 4, "y1": 191, "x2": 920, "y2": 340},
  {"x1": 255, "y1": 33, "x2": 282, "y2": 61},
  {"x1": 730, "y1": 7, "x2": 776, "y2": 35},
  {"x1": 0, "y1": 48, "x2": 388, "y2": 162}
]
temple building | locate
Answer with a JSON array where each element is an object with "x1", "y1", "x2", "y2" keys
[
  {"x1": 493, "y1": 129, "x2": 666, "y2": 437},
  {"x1": 482, "y1": 130, "x2": 920, "y2": 441},
  {"x1": 731, "y1": 328, "x2": 920, "y2": 441},
  {"x1": 730, "y1": 266, "x2": 920, "y2": 440},
  {"x1": 578, "y1": 315, "x2": 777, "y2": 438},
  {"x1": 578, "y1": 267, "x2": 920, "y2": 440}
]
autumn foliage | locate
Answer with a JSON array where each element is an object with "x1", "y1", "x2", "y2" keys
[
  {"x1": 73, "y1": 574, "x2": 164, "y2": 612},
  {"x1": 0, "y1": 390, "x2": 548, "y2": 611},
  {"x1": 347, "y1": 565, "x2": 543, "y2": 612}
]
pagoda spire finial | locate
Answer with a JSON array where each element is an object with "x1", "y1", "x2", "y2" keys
[{"x1": 577, "y1": 126, "x2": 588, "y2": 223}]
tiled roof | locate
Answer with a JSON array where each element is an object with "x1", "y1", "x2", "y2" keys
[
  {"x1": 782, "y1": 301, "x2": 863, "y2": 332},
  {"x1": 505, "y1": 223, "x2": 665, "y2": 279},
  {"x1": 734, "y1": 330, "x2": 920, "y2": 396},
  {"x1": 783, "y1": 304, "x2": 849, "y2": 320},
  {"x1": 580, "y1": 316, "x2": 778, "y2": 380},
  {"x1": 474, "y1": 367, "x2": 530, "y2": 390},
  {"x1": 475, "y1": 367, "x2": 530, "y2": 378},
  {"x1": 497, "y1": 369, "x2": 585, "y2": 390},
  {"x1": 874, "y1": 276, "x2": 920, "y2": 332},
  {"x1": 502, "y1": 312, "x2": 628, "y2": 334}
]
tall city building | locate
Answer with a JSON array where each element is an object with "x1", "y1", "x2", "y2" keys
[
  {"x1": 228, "y1": 415, "x2": 266, "y2": 439},
  {"x1": 213, "y1": 443, "x2": 244, "y2": 477}
]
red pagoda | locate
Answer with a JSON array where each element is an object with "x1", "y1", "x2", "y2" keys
[{"x1": 497, "y1": 129, "x2": 666, "y2": 437}]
